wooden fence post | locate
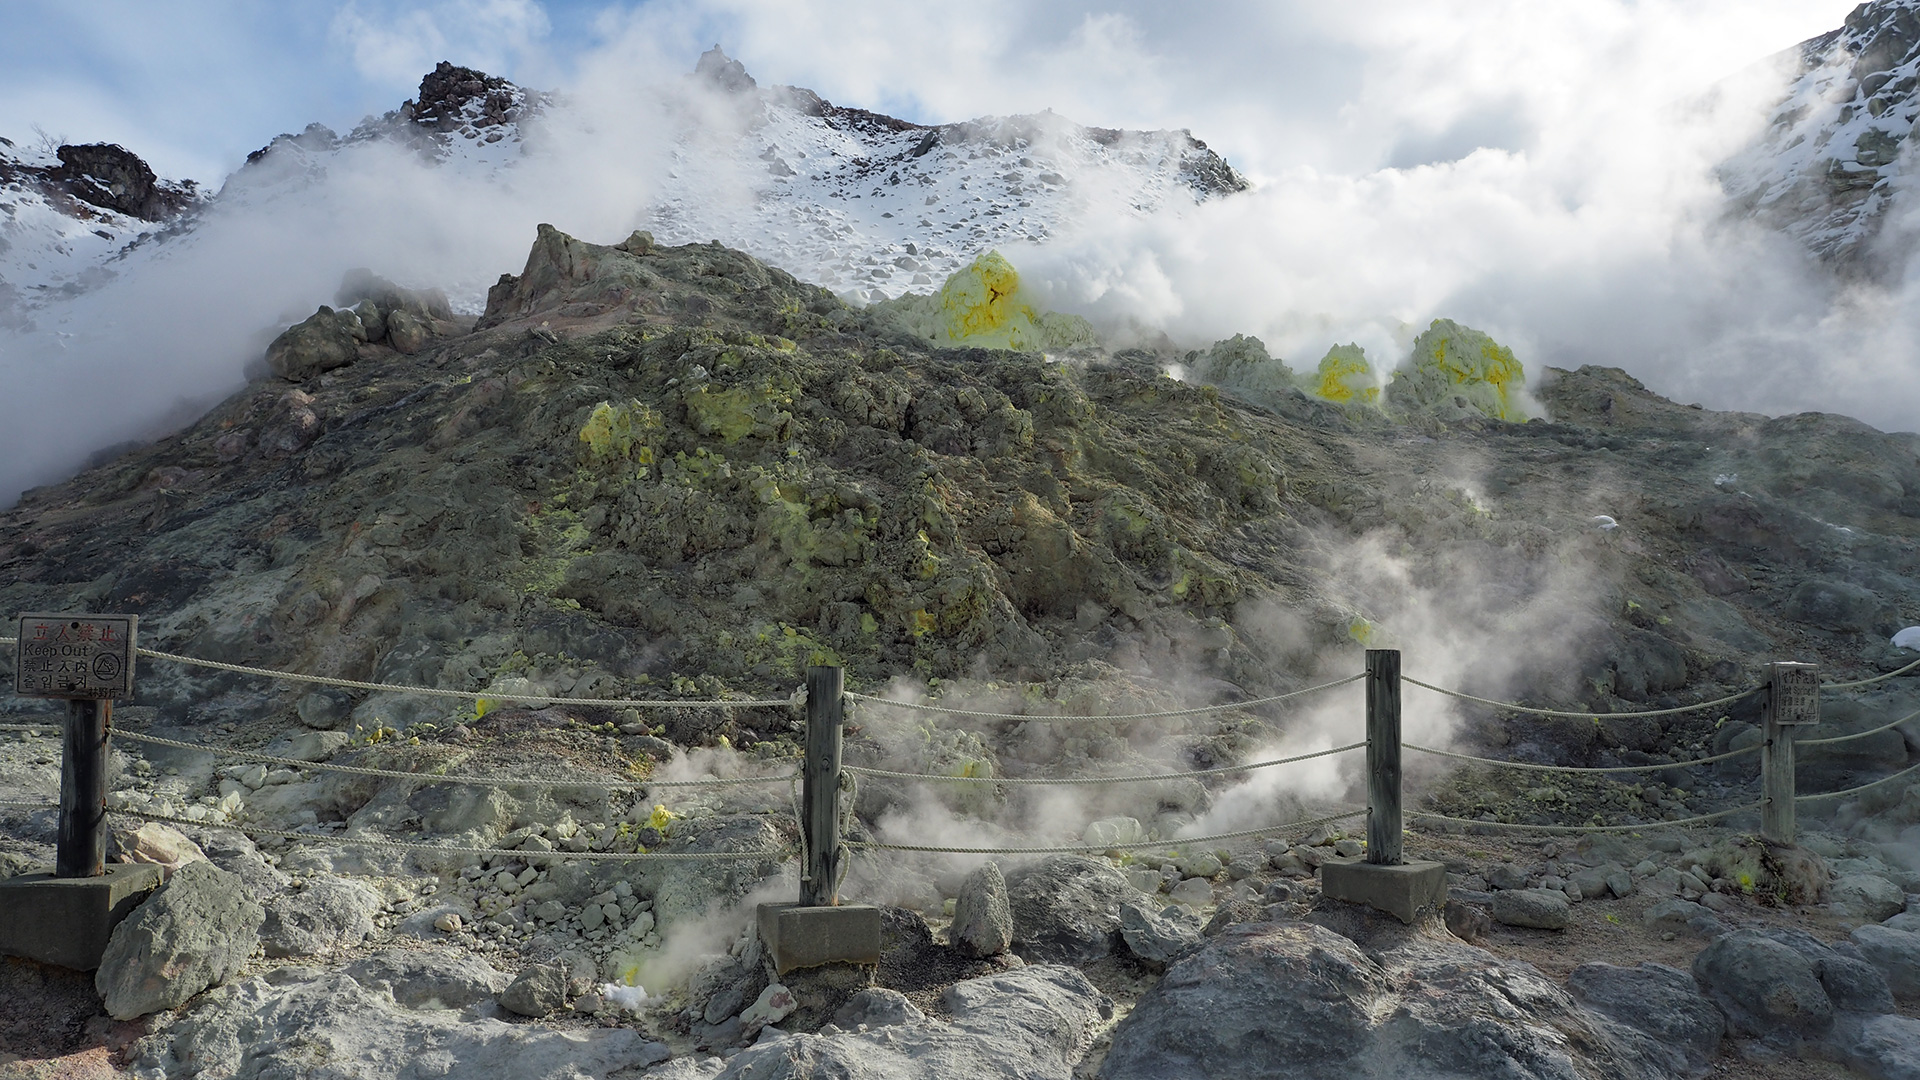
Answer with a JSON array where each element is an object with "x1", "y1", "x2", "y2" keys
[
  {"x1": 1762, "y1": 661, "x2": 1819, "y2": 846},
  {"x1": 801, "y1": 666, "x2": 845, "y2": 906},
  {"x1": 1366, "y1": 649, "x2": 1403, "y2": 866},
  {"x1": 56, "y1": 699, "x2": 110, "y2": 878}
]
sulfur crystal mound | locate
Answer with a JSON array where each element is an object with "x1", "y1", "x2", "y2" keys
[
  {"x1": 872, "y1": 250, "x2": 1097, "y2": 352},
  {"x1": 1389, "y1": 318, "x2": 1535, "y2": 421}
]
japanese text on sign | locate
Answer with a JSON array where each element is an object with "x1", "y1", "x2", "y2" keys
[
  {"x1": 1770, "y1": 662, "x2": 1819, "y2": 726},
  {"x1": 13, "y1": 613, "x2": 137, "y2": 699}
]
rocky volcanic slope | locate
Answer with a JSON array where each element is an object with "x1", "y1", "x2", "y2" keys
[
  {"x1": 0, "y1": 228, "x2": 1918, "y2": 1079},
  {"x1": 1723, "y1": 0, "x2": 1920, "y2": 272}
]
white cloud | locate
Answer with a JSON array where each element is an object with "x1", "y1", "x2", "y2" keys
[{"x1": 329, "y1": 0, "x2": 554, "y2": 90}]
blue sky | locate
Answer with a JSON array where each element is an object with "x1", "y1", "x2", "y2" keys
[{"x1": 1, "y1": 1, "x2": 1856, "y2": 184}]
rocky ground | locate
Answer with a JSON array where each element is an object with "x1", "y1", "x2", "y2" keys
[{"x1": 1, "y1": 225, "x2": 1919, "y2": 1077}]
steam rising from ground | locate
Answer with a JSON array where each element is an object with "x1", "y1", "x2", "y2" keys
[{"x1": 840, "y1": 512, "x2": 1612, "y2": 867}]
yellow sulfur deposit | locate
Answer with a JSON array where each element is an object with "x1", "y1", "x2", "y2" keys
[
  {"x1": 1310, "y1": 344, "x2": 1380, "y2": 405},
  {"x1": 1389, "y1": 319, "x2": 1533, "y2": 421},
  {"x1": 872, "y1": 250, "x2": 1096, "y2": 352},
  {"x1": 579, "y1": 400, "x2": 659, "y2": 464}
]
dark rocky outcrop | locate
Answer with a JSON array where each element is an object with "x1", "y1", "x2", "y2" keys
[{"x1": 52, "y1": 142, "x2": 196, "y2": 220}]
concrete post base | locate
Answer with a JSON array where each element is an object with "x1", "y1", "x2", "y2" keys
[
  {"x1": 0, "y1": 863, "x2": 161, "y2": 970},
  {"x1": 757, "y1": 903, "x2": 882, "y2": 975},
  {"x1": 1320, "y1": 859, "x2": 1447, "y2": 925}
]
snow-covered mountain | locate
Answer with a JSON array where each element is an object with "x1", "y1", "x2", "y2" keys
[
  {"x1": 0, "y1": 48, "x2": 1245, "y2": 327},
  {"x1": 1721, "y1": 0, "x2": 1920, "y2": 271},
  {"x1": 0, "y1": 137, "x2": 202, "y2": 328}
]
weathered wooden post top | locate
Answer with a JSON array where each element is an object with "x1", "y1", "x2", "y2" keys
[
  {"x1": 1320, "y1": 648, "x2": 1448, "y2": 924},
  {"x1": 1, "y1": 612, "x2": 161, "y2": 971},
  {"x1": 756, "y1": 665, "x2": 880, "y2": 975},
  {"x1": 1761, "y1": 660, "x2": 1818, "y2": 846},
  {"x1": 14, "y1": 613, "x2": 138, "y2": 878}
]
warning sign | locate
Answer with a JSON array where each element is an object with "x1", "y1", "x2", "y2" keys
[
  {"x1": 1770, "y1": 662, "x2": 1819, "y2": 726},
  {"x1": 13, "y1": 613, "x2": 137, "y2": 699}
]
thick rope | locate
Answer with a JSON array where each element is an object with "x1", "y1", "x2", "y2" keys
[
  {"x1": 844, "y1": 742, "x2": 1365, "y2": 786},
  {"x1": 845, "y1": 673, "x2": 1364, "y2": 722},
  {"x1": 127, "y1": 646, "x2": 791, "y2": 708},
  {"x1": 1795, "y1": 707, "x2": 1920, "y2": 746},
  {"x1": 0, "y1": 799, "x2": 55, "y2": 811},
  {"x1": 1408, "y1": 802, "x2": 1762, "y2": 834},
  {"x1": 112, "y1": 807, "x2": 797, "y2": 862},
  {"x1": 1403, "y1": 741, "x2": 1760, "y2": 774},
  {"x1": 1823, "y1": 654, "x2": 1920, "y2": 689},
  {"x1": 1793, "y1": 761, "x2": 1920, "y2": 803},
  {"x1": 112, "y1": 729, "x2": 795, "y2": 790},
  {"x1": 1403, "y1": 678, "x2": 1756, "y2": 720},
  {"x1": 0, "y1": 723, "x2": 58, "y2": 733},
  {"x1": 844, "y1": 808, "x2": 1366, "y2": 855}
]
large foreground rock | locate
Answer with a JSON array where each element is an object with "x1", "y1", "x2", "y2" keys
[
  {"x1": 641, "y1": 965, "x2": 1110, "y2": 1080},
  {"x1": 1851, "y1": 923, "x2": 1920, "y2": 999},
  {"x1": 949, "y1": 862, "x2": 1013, "y2": 958},
  {"x1": 1567, "y1": 962, "x2": 1724, "y2": 1075},
  {"x1": 267, "y1": 305, "x2": 366, "y2": 381},
  {"x1": 1690, "y1": 930, "x2": 1833, "y2": 1042},
  {"x1": 1005, "y1": 855, "x2": 1132, "y2": 964},
  {"x1": 96, "y1": 860, "x2": 264, "y2": 1020},
  {"x1": 1491, "y1": 888, "x2": 1571, "y2": 930},
  {"x1": 129, "y1": 960, "x2": 667, "y2": 1079},
  {"x1": 1098, "y1": 920, "x2": 1672, "y2": 1080},
  {"x1": 260, "y1": 874, "x2": 382, "y2": 957}
]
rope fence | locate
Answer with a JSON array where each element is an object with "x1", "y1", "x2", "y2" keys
[
  {"x1": 845, "y1": 672, "x2": 1364, "y2": 722},
  {"x1": 1404, "y1": 741, "x2": 1760, "y2": 773},
  {"x1": 1792, "y1": 760, "x2": 1920, "y2": 804},
  {"x1": 1402, "y1": 677, "x2": 1756, "y2": 719},
  {"x1": 844, "y1": 742, "x2": 1364, "y2": 786},
  {"x1": 1796, "y1": 706, "x2": 1920, "y2": 746},
  {"x1": 132, "y1": 645, "x2": 792, "y2": 709},
  {"x1": 111, "y1": 728, "x2": 795, "y2": 791},
  {"x1": 112, "y1": 807, "x2": 796, "y2": 862},
  {"x1": 1408, "y1": 801, "x2": 1764, "y2": 835},
  {"x1": 845, "y1": 808, "x2": 1367, "y2": 856},
  {"x1": 1822, "y1": 653, "x2": 1920, "y2": 689},
  {"x1": 8, "y1": 624, "x2": 1920, "y2": 932}
]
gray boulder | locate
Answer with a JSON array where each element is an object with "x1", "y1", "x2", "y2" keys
[
  {"x1": 1784, "y1": 579, "x2": 1886, "y2": 632},
  {"x1": 643, "y1": 965, "x2": 1110, "y2": 1080},
  {"x1": 267, "y1": 305, "x2": 366, "y2": 382},
  {"x1": 949, "y1": 862, "x2": 1013, "y2": 958},
  {"x1": 1851, "y1": 924, "x2": 1920, "y2": 999},
  {"x1": 1835, "y1": 874, "x2": 1908, "y2": 922},
  {"x1": 1098, "y1": 921, "x2": 1671, "y2": 1080},
  {"x1": 1567, "y1": 962, "x2": 1724, "y2": 1075},
  {"x1": 1820, "y1": 953, "x2": 1897, "y2": 1014},
  {"x1": 341, "y1": 948, "x2": 507, "y2": 1009},
  {"x1": 1641, "y1": 898, "x2": 1715, "y2": 936},
  {"x1": 260, "y1": 874, "x2": 382, "y2": 957},
  {"x1": 500, "y1": 963, "x2": 568, "y2": 1018},
  {"x1": 1117, "y1": 902, "x2": 1205, "y2": 967},
  {"x1": 1829, "y1": 1013, "x2": 1920, "y2": 1080},
  {"x1": 832, "y1": 987, "x2": 925, "y2": 1028},
  {"x1": 387, "y1": 308, "x2": 431, "y2": 354},
  {"x1": 190, "y1": 829, "x2": 290, "y2": 898},
  {"x1": 1691, "y1": 929, "x2": 1833, "y2": 1041},
  {"x1": 126, "y1": 966, "x2": 668, "y2": 1079},
  {"x1": 1005, "y1": 855, "x2": 1132, "y2": 964},
  {"x1": 96, "y1": 860, "x2": 264, "y2": 1020},
  {"x1": 1491, "y1": 888, "x2": 1571, "y2": 930}
]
